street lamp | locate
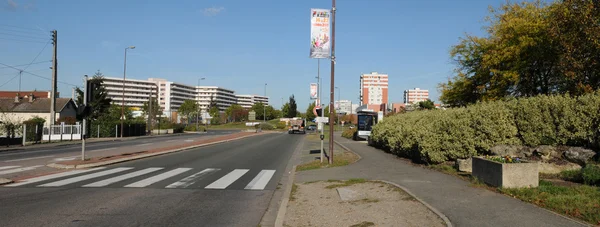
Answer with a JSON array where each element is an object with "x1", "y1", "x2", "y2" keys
[
  {"x1": 264, "y1": 83, "x2": 267, "y2": 123},
  {"x1": 121, "y1": 46, "x2": 135, "y2": 138},
  {"x1": 197, "y1": 78, "x2": 205, "y2": 132}
]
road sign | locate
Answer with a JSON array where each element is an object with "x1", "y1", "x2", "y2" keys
[
  {"x1": 249, "y1": 111, "x2": 256, "y2": 121},
  {"x1": 315, "y1": 117, "x2": 329, "y2": 123}
]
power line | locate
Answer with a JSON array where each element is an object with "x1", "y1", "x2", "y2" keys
[
  {"x1": 0, "y1": 32, "x2": 48, "y2": 41},
  {"x1": 0, "y1": 37, "x2": 47, "y2": 44},
  {"x1": 0, "y1": 62, "x2": 78, "y2": 87},
  {"x1": 0, "y1": 73, "x2": 20, "y2": 88},
  {"x1": 0, "y1": 61, "x2": 50, "y2": 69},
  {"x1": 0, "y1": 24, "x2": 47, "y2": 32},
  {"x1": 22, "y1": 40, "x2": 51, "y2": 71},
  {"x1": 0, "y1": 68, "x2": 49, "y2": 77},
  {"x1": 0, "y1": 28, "x2": 47, "y2": 36}
]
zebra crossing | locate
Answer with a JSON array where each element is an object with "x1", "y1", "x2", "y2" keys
[
  {"x1": 4, "y1": 167, "x2": 277, "y2": 190},
  {"x1": 0, "y1": 165, "x2": 44, "y2": 176}
]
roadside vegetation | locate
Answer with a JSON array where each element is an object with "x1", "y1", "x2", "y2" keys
[{"x1": 296, "y1": 134, "x2": 359, "y2": 171}]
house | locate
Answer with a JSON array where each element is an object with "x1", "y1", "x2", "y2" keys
[
  {"x1": 0, "y1": 94, "x2": 77, "y2": 125},
  {"x1": 0, "y1": 91, "x2": 58, "y2": 99}
]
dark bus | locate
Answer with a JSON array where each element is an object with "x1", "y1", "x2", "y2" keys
[{"x1": 353, "y1": 110, "x2": 378, "y2": 140}]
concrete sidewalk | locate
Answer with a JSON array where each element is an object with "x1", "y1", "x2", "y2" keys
[{"x1": 294, "y1": 134, "x2": 588, "y2": 227}]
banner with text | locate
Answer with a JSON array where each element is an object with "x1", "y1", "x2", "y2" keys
[
  {"x1": 310, "y1": 8, "x2": 331, "y2": 59},
  {"x1": 310, "y1": 83, "x2": 318, "y2": 99}
]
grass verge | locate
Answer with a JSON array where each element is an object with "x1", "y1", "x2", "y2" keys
[
  {"x1": 289, "y1": 184, "x2": 298, "y2": 202},
  {"x1": 428, "y1": 162, "x2": 600, "y2": 225},
  {"x1": 296, "y1": 147, "x2": 359, "y2": 171},
  {"x1": 325, "y1": 178, "x2": 366, "y2": 189},
  {"x1": 350, "y1": 221, "x2": 375, "y2": 227}
]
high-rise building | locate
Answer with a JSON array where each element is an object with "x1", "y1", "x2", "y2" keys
[
  {"x1": 148, "y1": 78, "x2": 196, "y2": 113},
  {"x1": 197, "y1": 86, "x2": 238, "y2": 112},
  {"x1": 403, "y1": 88, "x2": 429, "y2": 104},
  {"x1": 335, "y1": 100, "x2": 353, "y2": 114},
  {"x1": 360, "y1": 72, "x2": 388, "y2": 106},
  {"x1": 102, "y1": 77, "x2": 157, "y2": 109},
  {"x1": 235, "y1": 95, "x2": 269, "y2": 109}
]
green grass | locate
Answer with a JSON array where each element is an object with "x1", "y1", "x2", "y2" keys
[
  {"x1": 350, "y1": 221, "x2": 375, "y2": 227},
  {"x1": 500, "y1": 180, "x2": 600, "y2": 225},
  {"x1": 296, "y1": 148, "x2": 358, "y2": 171},
  {"x1": 350, "y1": 198, "x2": 380, "y2": 204},
  {"x1": 325, "y1": 178, "x2": 367, "y2": 189}
]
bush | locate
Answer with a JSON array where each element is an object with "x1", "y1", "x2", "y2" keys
[
  {"x1": 276, "y1": 121, "x2": 287, "y2": 129},
  {"x1": 582, "y1": 164, "x2": 600, "y2": 186},
  {"x1": 342, "y1": 127, "x2": 357, "y2": 139},
  {"x1": 184, "y1": 125, "x2": 205, "y2": 132},
  {"x1": 173, "y1": 124, "x2": 185, "y2": 133},
  {"x1": 371, "y1": 92, "x2": 600, "y2": 164},
  {"x1": 254, "y1": 123, "x2": 275, "y2": 130}
]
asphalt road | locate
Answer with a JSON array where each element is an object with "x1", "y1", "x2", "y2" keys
[
  {"x1": 0, "y1": 130, "x2": 240, "y2": 179},
  {"x1": 0, "y1": 132, "x2": 303, "y2": 227}
]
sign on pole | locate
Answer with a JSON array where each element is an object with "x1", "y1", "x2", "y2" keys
[
  {"x1": 315, "y1": 117, "x2": 329, "y2": 123},
  {"x1": 309, "y1": 9, "x2": 331, "y2": 59},
  {"x1": 249, "y1": 111, "x2": 256, "y2": 121},
  {"x1": 310, "y1": 83, "x2": 318, "y2": 99}
]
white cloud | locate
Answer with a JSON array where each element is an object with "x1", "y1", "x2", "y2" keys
[{"x1": 202, "y1": 6, "x2": 225, "y2": 17}]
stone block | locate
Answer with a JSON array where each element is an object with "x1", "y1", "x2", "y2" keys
[
  {"x1": 456, "y1": 158, "x2": 472, "y2": 173},
  {"x1": 472, "y1": 157, "x2": 539, "y2": 188}
]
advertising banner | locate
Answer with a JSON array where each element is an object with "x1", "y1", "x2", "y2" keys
[
  {"x1": 310, "y1": 8, "x2": 331, "y2": 59},
  {"x1": 310, "y1": 83, "x2": 318, "y2": 99}
]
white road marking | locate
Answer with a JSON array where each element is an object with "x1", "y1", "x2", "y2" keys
[
  {"x1": 38, "y1": 167, "x2": 133, "y2": 187},
  {"x1": 4, "y1": 156, "x2": 54, "y2": 162},
  {"x1": 0, "y1": 165, "x2": 44, "y2": 175},
  {"x1": 53, "y1": 156, "x2": 79, "y2": 161},
  {"x1": 184, "y1": 140, "x2": 194, "y2": 142},
  {"x1": 0, "y1": 166, "x2": 20, "y2": 170},
  {"x1": 205, "y1": 169, "x2": 249, "y2": 189},
  {"x1": 92, "y1": 147, "x2": 117, "y2": 152},
  {"x1": 166, "y1": 168, "x2": 220, "y2": 189},
  {"x1": 6, "y1": 167, "x2": 106, "y2": 187},
  {"x1": 244, "y1": 170, "x2": 276, "y2": 190},
  {"x1": 82, "y1": 168, "x2": 163, "y2": 187},
  {"x1": 135, "y1": 143, "x2": 153, "y2": 147},
  {"x1": 125, "y1": 168, "x2": 192, "y2": 188},
  {"x1": 164, "y1": 139, "x2": 177, "y2": 142}
]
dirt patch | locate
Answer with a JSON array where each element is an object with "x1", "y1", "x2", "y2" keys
[{"x1": 284, "y1": 181, "x2": 445, "y2": 227}]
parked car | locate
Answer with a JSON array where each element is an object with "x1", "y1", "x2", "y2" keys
[{"x1": 307, "y1": 125, "x2": 317, "y2": 131}]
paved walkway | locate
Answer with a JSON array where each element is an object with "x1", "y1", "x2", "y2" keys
[{"x1": 295, "y1": 134, "x2": 587, "y2": 227}]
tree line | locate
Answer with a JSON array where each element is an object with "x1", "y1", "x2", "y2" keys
[{"x1": 440, "y1": 0, "x2": 600, "y2": 107}]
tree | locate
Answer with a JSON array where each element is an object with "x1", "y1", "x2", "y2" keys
[
  {"x1": 286, "y1": 95, "x2": 298, "y2": 118},
  {"x1": 305, "y1": 102, "x2": 316, "y2": 121},
  {"x1": 323, "y1": 105, "x2": 338, "y2": 123},
  {"x1": 440, "y1": 0, "x2": 600, "y2": 106},
  {"x1": 417, "y1": 99, "x2": 435, "y2": 110},
  {"x1": 209, "y1": 106, "x2": 220, "y2": 124},
  {"x1": 75, "y1": 70, "x2": 112, "y2": 120},
  {"x1": 281, "y1": 103, "x2": 290, "y2": 118},
  {"x1": 225, "y1": 104, "x2": 246, "y2": 122},
  {"x1": 142, "y1": 97, "x2": 161, "y2": 119},
  {"x1": 178, "y1": 100, "x2": 198, "y2": 124}
]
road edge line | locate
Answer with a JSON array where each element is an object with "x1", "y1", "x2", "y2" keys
[
  {"x1": 378, "y1": 180, "x2": 453, "y2": 227},
  {"x1": 0, "y1": 178, "x2": 14, "y2": 186},
  {"x1": 274, "y1": 165, "x2": 296, "y2": 227},
  {"x1": 45, "y1": 133, "x2": 263, "y2": 169}
]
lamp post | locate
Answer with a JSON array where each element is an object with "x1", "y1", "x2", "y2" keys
[
  {"x1": 121, "y1": 46, "x2": 135, "y2": 138},
  {"x1": 264, "y1": 83, "x2": 267, "y2": 123},
  {"x1": 197, "y1": 78, "x2": 205, "y2": 132}
]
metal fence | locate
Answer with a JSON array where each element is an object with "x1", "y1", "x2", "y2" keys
[{"x1": 42, "y1": 124, "x2": 82, "y2": 141}]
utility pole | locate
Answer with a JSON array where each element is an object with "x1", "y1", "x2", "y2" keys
[
  {"x1": 18, "y1": 70, "x2": 22, "y2": 92},
  {"x1": 81, "y1": 75, "x2": 88, "y2": 161},
  {"x1": 50, "y1": 30, "x2": 58, "y2": 126},
  {"x1": 317, "y1": 59, "x2": 324, "y2": 163},
  {"x1": 148, "y1": 85, "x2": 153, "y2": 135},
  {"x1": 121, "y1": 46, "x2": 135, "y2": 138},
  {"x1": 264, "y1": 83, "x2": 267, "y2": 123},
  {"x1": 328, "y1": 0, "x2": 336, "y2": 165}
]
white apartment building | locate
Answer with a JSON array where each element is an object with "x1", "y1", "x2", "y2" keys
[
  {"x1": 404, "y1": 88, "x2": 429, "y2": 104},
  {"x1": 335, "y1": 100, "x2": 353, "y2": 114},
  {"x1": 148, "y1": 78, "x2": 197, "y2": 113},
  {"x1": 197, "y1": 86, "x2": 237, "y2": 112},
  {"x1": 235, "y1": 95, "x2": 269, "y2": 109},
  {"x1": 102, "y1": 77, "x2": 157, "y2": 109}
]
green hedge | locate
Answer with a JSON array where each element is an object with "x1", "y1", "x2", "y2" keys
[{"x1": 371, "y1": 93, "x2": 600, "y2": 164}]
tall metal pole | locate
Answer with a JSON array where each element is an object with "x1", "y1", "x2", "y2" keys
[
  {"x1": 197, "y1": 78, "x2": 205, "y2": 132},
  {"x1": 121, "y1": 48, "x2": 127, "y2": 138},
  {"x1": 264, "y1": 83, "x2": 267, "y2": 122},
  {"x1": 328, "y1": 0, "x2": 336, "y2": 165},
  {"x1": 81, "y1": 75, "x2": 88, "y2": 160},
  {"x1": 50, "y1": 30, "x2": 57, "y2": 126},
  {"x1": 317, "y1": 59, "x2": 324, "y2": 163},
  {"x1": 148, "y1": 85, "x2": 153, "y2": 135}
]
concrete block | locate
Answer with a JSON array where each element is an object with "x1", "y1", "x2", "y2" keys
[
  {"x1": 472, "y1": 157, "x2": 539, "y2": 188},
  {"x1": 337, "y1": 187, "x2": 363, "y2": 202},
  {"x1": 456, "y1": 158, "x2": 472, "y2": 172}
]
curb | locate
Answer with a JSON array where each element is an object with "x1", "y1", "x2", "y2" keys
[
  {"x1": 334, "y1": 139, "x2": 363, "y2": 162},
  {"x1": 274, "y1": 165, "x2": 297, "y2": 227},
  {"x1": 0, "y1": 178, "x2": 14, "y2": 186},
  {"x1": 378, "y1": 180, "x2": 453, "y2": 227},
  {"x1": 46, "y1": 133, "x2": 264, "y2": 169}
]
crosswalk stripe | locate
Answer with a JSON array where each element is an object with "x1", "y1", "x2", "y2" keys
[
  {"x1": 38, "y1": 167, "x2": 133, "y2": 187},
  {"x1": 82, "y1": 168, "x2": 163, "y2": 187},
  {"x1": 244, "y1": 170, "x2": 276, "y2": 190},
  {"x1": 166, "y1": 168, "x2": 220, "y2": 189},
  {"x1": 0, "y1": 165, "x2": 43, "y2": 176},
  {"x1": 0, "y1": 166, "x2": 20, "y2": 170},
  {"x1": 6, "y1": 167, "x2": 106, "y2": 187},
  {"x1": 124, "y1": 168, "x2": 192, "y2": 188},
  {"x1": 205, "y1": 169, "x2": 249, "y2": 189}
]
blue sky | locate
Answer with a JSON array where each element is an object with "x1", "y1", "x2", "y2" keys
[{"x1": 0, "y1": 0, "x2": 502, "y2": 110}]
